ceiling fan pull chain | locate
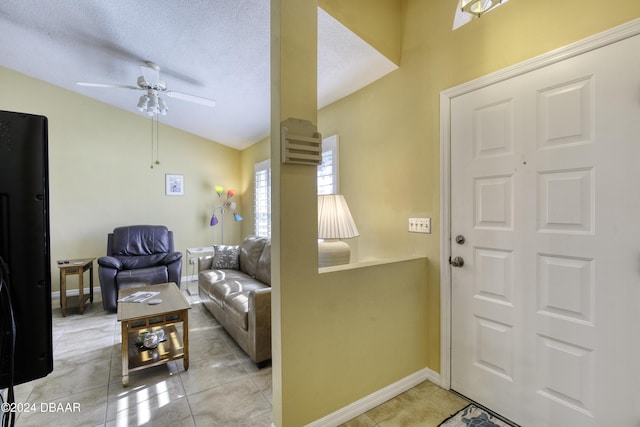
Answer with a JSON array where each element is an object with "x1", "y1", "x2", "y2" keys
[
  {"x1": 150, "y1": 116, "x2": 155, "y2": 169},
  {"x1": 149, "y1": 114, "x2": 161, "y2": 169},
  {"x1": 155, "y1": 115, "x2": 160, "y2": 166}
]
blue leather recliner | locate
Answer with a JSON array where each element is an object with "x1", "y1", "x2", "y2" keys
[{"x1": 98, "y1": 225, "x2": 182, "y2": 312}]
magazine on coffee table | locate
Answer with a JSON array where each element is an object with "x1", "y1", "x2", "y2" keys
[{"x1": 118, "y1": 291, "x2": 160, "y2": 303}]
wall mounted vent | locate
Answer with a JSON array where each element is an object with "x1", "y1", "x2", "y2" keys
[{"x1": 281, "y1": 118, "x2": 322, "y2": 165}]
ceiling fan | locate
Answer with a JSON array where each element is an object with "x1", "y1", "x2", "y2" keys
[{"x1": 76, "y1": 61, "x2": 216, "y2": 116}]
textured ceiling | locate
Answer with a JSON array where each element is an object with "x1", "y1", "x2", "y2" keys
[{"x1": 0, "y1": 1, "x2": 397, "y2": 150}]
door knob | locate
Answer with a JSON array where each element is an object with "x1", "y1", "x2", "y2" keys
[{"x1": 450, "y1": 256, "x2": 464, "y2": 267}]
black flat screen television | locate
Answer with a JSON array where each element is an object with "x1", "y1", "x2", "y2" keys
[{"x1": 0, "y1": 110, "x2": 53, "y2": 388}]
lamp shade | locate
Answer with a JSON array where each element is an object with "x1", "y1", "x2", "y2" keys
[
  {"x1": 210, "y1": 186, "x2": 243, "y2": 244},
  {"x1": 318, "y1": 194, "x2": 359, "y2": 239}
]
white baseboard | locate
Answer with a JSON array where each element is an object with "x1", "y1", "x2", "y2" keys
[{"x1": 305, "y1": 367, "x2": 440, "y2": 427}]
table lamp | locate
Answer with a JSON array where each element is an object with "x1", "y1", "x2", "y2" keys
[{"x1": 318, "y1": 194, "x2": 359, "y2": 267}]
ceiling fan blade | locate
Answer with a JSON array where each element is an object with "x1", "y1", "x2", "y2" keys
[
  {"x1": 166, "y1": 91, "x2": 216, "y2": 107},
  {"x1": 76, "y1": 82, "x2": 141, "y2": 90}
]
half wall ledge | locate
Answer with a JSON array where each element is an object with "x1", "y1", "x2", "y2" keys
[{"x1": 318, "y1": 256, "x2": 427, "y2": 274}]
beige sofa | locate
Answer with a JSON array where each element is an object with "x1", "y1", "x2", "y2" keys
[{"x1": 197, "y1": 235, "x2": 271, "y2": 365}]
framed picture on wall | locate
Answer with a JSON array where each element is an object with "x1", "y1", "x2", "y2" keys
[{"x1": 165, "y1": 174, "x2": 184, "y2": 196}]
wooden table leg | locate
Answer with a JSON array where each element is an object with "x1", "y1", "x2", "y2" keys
[
  {"x1": 60, "y1": 270, "x2": 67, "y2": 317},
  {"x1": 183, "y1": 309, "x2": 189, "y2": 371},
  {"x1": 78, "y1": 266, "x2": 85, "y2": 314},
  {"x1": 121, "y1": 321, "x2": 129, "y2": 387},
  {"x1": 89, "y1": 263, "x2": 94, "y2": 303}
]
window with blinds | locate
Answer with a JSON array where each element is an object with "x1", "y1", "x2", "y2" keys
[
  {"x1": 254, "y1": 159, "x2": 271, "y2": 238},
  {"x1": 317, "y1": 135, "x2": 339, "y2": 195},
  {"x1": 252, "y1": 135, "x2": 338, "y2": 238}
]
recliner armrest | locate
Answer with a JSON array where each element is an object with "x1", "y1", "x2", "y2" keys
[
  {"x1": 163, "y1": 252, "x2": 182, "y2": 265},
  {"x1": 97, "y1": 256, "x2": 122, "y2": 270}
]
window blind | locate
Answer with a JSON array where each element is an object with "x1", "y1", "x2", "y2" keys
[{"x1": 254, "y1": 159, "x2": 271, "y2": 238}]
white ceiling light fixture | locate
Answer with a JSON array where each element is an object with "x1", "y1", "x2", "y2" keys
[
  {"x1": 453, "y1": 0, "x2": 509, "y2": 29},
  {"x1": 461, "y1": 0, "x2": 503, "y2": 17},
  {"x1": 137, "y1": 92, "x2": 168, "y2": 116}
]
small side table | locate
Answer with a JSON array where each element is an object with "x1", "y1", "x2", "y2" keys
[
  {"x1": 57, "y1": 258, "x2": 95, "y2": 316},
  {"x1": 185, "y1": 247, "x2": 214, "y2": 295}
]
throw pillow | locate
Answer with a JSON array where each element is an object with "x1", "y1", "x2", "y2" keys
[{"x1": 211, "y1": 245, "x2": 240, "y2": 269}]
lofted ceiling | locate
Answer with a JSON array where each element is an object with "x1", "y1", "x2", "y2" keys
[{"x1": 0, "y1": 1, "x2": 398, "y2": 150}]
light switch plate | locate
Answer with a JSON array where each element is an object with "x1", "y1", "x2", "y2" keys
[{"x1": 409, "y1": 217, "x2": 431, "y2": 234}]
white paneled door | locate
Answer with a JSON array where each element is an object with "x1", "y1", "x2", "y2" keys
[{"x1": 450, "y1": 33, "x2": 640, "y2": 426}]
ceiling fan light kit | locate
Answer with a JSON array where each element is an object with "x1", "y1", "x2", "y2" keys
[{"x1": 138, "y1": 93, "x2": 168, "y2": 116}]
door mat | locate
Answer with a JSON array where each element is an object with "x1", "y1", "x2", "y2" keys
[{"x1": 438, "y1": 404, "x2": 516, "y2": 427}]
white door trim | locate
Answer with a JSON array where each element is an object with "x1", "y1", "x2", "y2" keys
[{"x1": 439, "y1": 17, "x2": 640, "y2": 390}]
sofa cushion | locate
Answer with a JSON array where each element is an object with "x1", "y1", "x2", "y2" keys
[
  {"x1": 255, "y1": 241, "x2": 271, "y2": 286},
  {"x1": 210, "y1": 280, "x2": 240, "y2": 306},
  {"x1": 204, "y1": 272, "x2": 248, "y2": 305},
  {"x1": 239, "y1": 236, "x2": 268, "y2": 277},
  {"x1": 199, "y1": 269, "x2": 227, "y2": 285},
  {"x1": 112, "y1": 225, "x2": 171, "y2": 256},
  {"x1": 209, "y1": 277, "x2": 267, "y2": 306},
  {"x1": 211, "y1": 245, "x2": 240, "y2": 269}
]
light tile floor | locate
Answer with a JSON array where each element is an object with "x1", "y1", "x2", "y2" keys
[
  {"x1": 7, "y1": 286, "x2": 468, "y2": 426},
  {"x1": 338, "y1": 381, "x2": 469, "y2": 427}
]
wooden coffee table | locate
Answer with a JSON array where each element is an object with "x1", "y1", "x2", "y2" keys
[{"x1": 117, "y1": 283, "x2": 190, "y2": 387}]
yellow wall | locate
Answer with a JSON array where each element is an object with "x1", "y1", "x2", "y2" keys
[
  {"x1": 271, "y1": 1, "x2": 431, "y2": 426},
  {"x1": 270, "y1": 1, "x2": 321, "y2": 425},
  {"x1": 0, "y1": 66, "x2": 242, "y2": 293},
  {"x1": 269, "y1": 0, "x2": 640, "y2": 425},
  {"x1": 319, "y1": 0, "x2": 403, "y2": 65}
]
